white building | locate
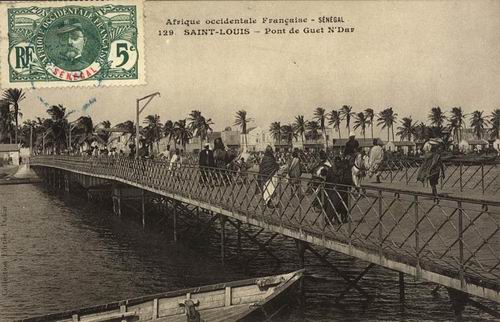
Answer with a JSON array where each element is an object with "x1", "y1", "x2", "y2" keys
[
  {"x1": 0, "y1": 144, "x2": 20, "y2": 165},
  {"x1": 458, "y1": 139, "x2": 489, "y2": 153},
  {"x1": 244, "y1": 127, "x2": 273, "y2": 152},
  {"x1": 385, "y1": 141, "x2": 416, "y2": 155}
]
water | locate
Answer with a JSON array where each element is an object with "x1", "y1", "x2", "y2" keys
[{"x1": 0, "y1": 184, "x2": 496, "y2": 321}]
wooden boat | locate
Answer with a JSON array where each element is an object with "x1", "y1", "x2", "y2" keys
[{"x1": 20, "y1": 270, "x2": 304, "y2": 322}]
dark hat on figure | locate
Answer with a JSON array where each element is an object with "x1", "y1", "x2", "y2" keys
[{"x1": 56, "y1": 19, "x2": 84, "y2": 34}]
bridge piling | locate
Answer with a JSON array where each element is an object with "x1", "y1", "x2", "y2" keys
[
  {"x1": 447, "y1": 287, "x2": 468, "y2": 322},
  {"x1": 399, "y1": 272, "x2": 405, "y2": 310},
  {"x1": 220, "y1": 215, "x2": 226, "y2": 265},
  {"x1": 295, "y1": 239, "x2": 306, "y2": 268},
  {"x1": 64, "y1": 174, "x2": 70, "y2": 193},
  {"x1": 236, "y1": 221, "x2": 241, "y2": 257},
  {"x1": 172, "y1": 200, "x2": 177, "y2": 242},
  {"x1": 117, "y1": 187, "x2": 122, "y2": 217},
  {"x1": 141, "y1": 190, "x2": 146, "y2": 229}
]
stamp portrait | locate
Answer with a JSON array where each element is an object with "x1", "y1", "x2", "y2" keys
[{"x1": 1, "y1": 1, "x2": 144, "y2": 88}]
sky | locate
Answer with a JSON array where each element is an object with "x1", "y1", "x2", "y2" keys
[{"x1": 2, "y1": 0, "x2": 500, "y2": 137}]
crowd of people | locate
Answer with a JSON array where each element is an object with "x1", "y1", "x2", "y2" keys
[{"x1": 43, "y1": 131, "x2": 449, "y2": 218}]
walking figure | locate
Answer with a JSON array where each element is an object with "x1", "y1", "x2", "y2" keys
[
  {"x1": 417, "y1": 140, "x2": 445, "y2": 196},
  {"x1": 285, "y1": 148, "x2": 303, "y2": 199},
  {"x1": 258, "y1": 145, "x2": 279, "y2": 208},
  {"x1": 368, "y1": 138, "x2": 384, "y2": 183}
]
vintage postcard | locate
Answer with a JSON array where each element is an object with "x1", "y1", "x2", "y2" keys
[{"x1": 0, "y1": 1, "x2": 499, "y2": 321}]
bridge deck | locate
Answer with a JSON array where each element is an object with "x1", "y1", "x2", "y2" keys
[{"x1": 31, "y1": 156, "x2": 500, "y2": 303}]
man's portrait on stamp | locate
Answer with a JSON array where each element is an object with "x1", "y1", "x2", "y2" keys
[{"x1": 52, "y1": 18, "x2": 93, "y2": 71}]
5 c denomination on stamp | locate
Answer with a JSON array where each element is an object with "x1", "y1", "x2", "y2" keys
[{"x1": 1, "y1": 1, "x2": 144, "y2": 88}]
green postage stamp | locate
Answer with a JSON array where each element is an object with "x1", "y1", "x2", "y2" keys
[{"x1": 0, "y1": 1, "x2": 145, "y2": 87}]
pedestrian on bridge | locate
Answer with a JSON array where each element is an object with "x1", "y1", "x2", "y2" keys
[
  {"x1": 169, "y1": 148, "x2": 181, "y2": 171},
  {"x1": 417, "y1": 139, "x2": 445, "y2": 196},
  {"x1": 368, "y1": 138, "x2": 384, "y2": 183},
  {"x1": 285, "y1": 148, "x2": 303, "y2": 199},
  {"x1": 258, "y1": 145, "x2": 279, "y2": 208},
  {"x1": 198, "y1": 143, "x2": 214, "y2": 185},
  {"x1": 344, "y1": 132, "x2": 360, "y2": 164}
]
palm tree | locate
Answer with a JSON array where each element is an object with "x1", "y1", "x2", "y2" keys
[
  {"x1": 292, "y1": 115, "x2": 306, "y2": 145},
  {"x1": 18, "y1": 119, "x2": 37, "y2": 148},
  {"x1": 173, "y1": 119, "x2": 192, "y2": 149},
  {"x1": 364, "y1": 108, "x2": 375, "y2": 139},
  {"x1": 72, "y1": 116, "x2": 95, "y2": 149},
  {"x1": 269, "y1": 121, "x2": 282, "y2": 146},
  {"x1": 396, "y1": 117, "x2": 416, "y2": 141},
  {"x1": 143, "y1": 114, "x2": 163, "y2": 153},
  {"x1": 95, "y1": 120, "x2": 112, "y2": 146},
  {"x1": 414, "y1": 122, "x2": 430, "y2": 141},
  {"x1": 188, "y1": 110, "x2": 202, "y2": 132},
  {"x1": 490, "y1": 109, "x2": 500, "y2": 139},
  {"x1": 449, "y1": 107, "x2": 466, "y2": 142},
  {"x1": 280, "y1": 124, "x2": 295, "y2": 147},
  {"x1": 470, "y1": 110, "x2": 488, "y2": 139},
  {"x1": 163, "y1": 120, "x2": 175, "y2": 147},
  {"x1": 2, "y1": 88, "x2": 25, "y2": 144},
  {"x1": 0, "y1": 99, "x2": 15, "y2": 143},
  {"x1": 197, "y1": 116, "x2": 214, "y2": 148},
  {"x1": 377, "y1": 107, "x2": 398, "y2": 141},
  {"x1": 353, "y1": 112, "x2": 369, "y2": 139},
  {"x1": 233, "y1": 110, "x2": 252, "y2": 149},
  {"x1": 305, "y1": 120, "x2": 320, "y2": 140},
  {"x1": 313, "y1": 107, "x2": 328, "y2": 149},
  {"x1": 428, "y1": 106, "x2": 446, "y2": 134},
  {"x1": 340, "y1": 105, "x2": 354, "y2": 134},
  {"x1": 45, "y1": 104, "x2": 74, "y2": 153},
  {"x1": 115, "y1": 120, "x2": 136, "y2": 146},
  {"x1": 327, "y1": 109, "x2": 342, "y2": 139},
  {"x1": 188, "y1": 110, "x2": 213, "y2": 148}
]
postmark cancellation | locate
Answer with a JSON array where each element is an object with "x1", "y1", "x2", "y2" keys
[{"x1": 0, "y1": 1, "x2": 145, "y2": 88}]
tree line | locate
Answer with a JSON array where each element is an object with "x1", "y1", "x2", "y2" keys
[
  {"x1": 267, "y1": 106, "x2": 500, "y2": 150},
  {"x1": 0, "y1": 89, "x2": 499, "y2": 153}
]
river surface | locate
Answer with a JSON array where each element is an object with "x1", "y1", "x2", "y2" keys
[{"x1": 0, "y1": 184, "x2": 496, "y2": 321}]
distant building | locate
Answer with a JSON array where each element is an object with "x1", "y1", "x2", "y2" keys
[
  {"x1": 0, "y1": 144, "x2": 20, "y2": 165},
  {"x1": 245, "y1": 127, "x2": 273, "y2": 152},
  {"x1": 331, "y1": 138, "x2": 380, "y2": 154},
  {"x1": 385, "y1": 141, "x2": 416, "y2": 155},
  {"x1": 179, "y1": 129, "x2": 241, "y2": 154},
  {"x1": 459, "y1": 139, "x2": 489, "y2": 153},
  {"x1": 220, "y1": 129, "x2": 241, "y2": 150},
  {"x1": 108, "y1": 131, "x2": 133, "y2": 154},
  {"x1": 493, "y1": 139, "x2": 500, "y2": 153}
]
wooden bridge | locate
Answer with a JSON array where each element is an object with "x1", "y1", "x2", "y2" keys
[{"x1": 30, "y1": 155, "x2": 499, "y2": 316}]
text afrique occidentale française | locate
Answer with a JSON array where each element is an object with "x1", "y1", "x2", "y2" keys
[{"x1": 158, "y1": 16, "x2": 354, "y2": 37}]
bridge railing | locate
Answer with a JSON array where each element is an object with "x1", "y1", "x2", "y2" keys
[
  {"x1": 298, "y1": 154, "x2": 500, "y2": 195},
  {"x1": 31, "y1": 155, "x2": 500, "y2": 291},
  {"x1": 181, "y1": 152, "x2": 500, "y2": 194}
]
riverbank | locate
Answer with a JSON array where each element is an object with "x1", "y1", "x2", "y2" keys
[
  {"x1": 0, "y1": 164, "x2": 41, "y2": 185},
  {"x1": 0, "y1": 165, "x2": 18, "y2": 179},
  {"x1": 0, "y1": 177, "x2": 42, "y2": 185}
]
